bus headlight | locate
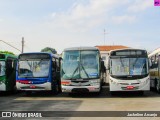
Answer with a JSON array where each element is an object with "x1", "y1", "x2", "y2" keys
[
  {"x1": 110, "y1": 79, "x2": 119, "y2": 85},
  {"x1": 141, "y1": 78, "x2": 149, "y2": 85},
  {"x1": 90, "y1": 80, "x2": 100, "y2": 86},
  {"x1": 61, "y1": 80, "x2": 71, "y2": 86},
  {"x1": 0, "y1": 80, "x2": 5, "y2": 84},
  {"x1": 110, "y1": 79, "x2": 113, "y2": 83}
]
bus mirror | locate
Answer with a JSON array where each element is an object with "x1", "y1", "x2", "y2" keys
[
  {"x1": 155, "y1": 61, "x2": 158, "y2": 65},
  {"x1": 149, "y1": 59, "x2": 152, "y2": 68},
  {"x1": 106, "y1": 64, "x2": 109, "y2": 70},
  {"x1": 52, "y1": 68, "x2": 56, "y2": 72},
  {"x1": 101, "y1": 61, "x2": 106, "y2": 72},
  {"x1": 59, "y1": 57, "x2": 63, "y2": 61},
  {"x1": 151, "y1": 59, "x2": 155, "y2": 63}
]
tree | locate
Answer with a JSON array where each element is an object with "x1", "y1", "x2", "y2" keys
[
  {"x1": 41, "y1": 47, "x2": 57, "y2": 54},
  {"x1": 0, "y1": 51, "x2": 15, "y2": 55}
]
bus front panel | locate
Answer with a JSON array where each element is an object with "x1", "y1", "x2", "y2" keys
[
  {"x1": 61, "y1": 50, "x2": 102, "y2": 93},
  {"x1": 16, "y1": 53, "x2": 52, "y2": 91},
  {"x1": 109, "y1": 75, "x2": 150, "y2": 91}
]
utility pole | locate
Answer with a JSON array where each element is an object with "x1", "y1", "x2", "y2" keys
[{"x1": 22, "y1": 37, "x2": 24, "y2": 53}]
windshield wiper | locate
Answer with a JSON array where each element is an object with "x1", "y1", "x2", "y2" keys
[
  {"x1": 80, "y1": 62, "x2": 89, "y2": 78},
  {"x1": 132, "y1": 58, "x2": 138, "y2": 68},
  {"x1": 70, "y1": 63, "x2": 90, "y2": 79},
  {"x1": 119, "y1": 57, "x2": 125, "y2": 67},
  {"x1": 71, "y1": 65, "x2": 79, "y2": 79}
]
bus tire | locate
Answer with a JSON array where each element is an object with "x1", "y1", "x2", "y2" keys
[
  {"x1": 26, "y1": 91, "x2": 32, "y2": 96},
  {"x1": 156, "y1": 80, "x2": 160, "y2": 93},
  {"x1": 52, "y1": 81, "x2": 59, "y2": 95},
  {"x1": 139, "y1": 91, "x2": 144, "y2": 95},
  {"x1": 110, "y1": 91, "x2": 116, "y2": 96},
  {"x1": 68, "y1": 93, "x2": 74, "y2": 96},
  {"x1": 58, "y1": 81, "x2": 62, "y2": 93},
  {"x1": 12, "y1": 85, "x2": 17, "y2": 94},
  {"x1": 95, "y1": 91, "x2": 101, "y2": 95}
]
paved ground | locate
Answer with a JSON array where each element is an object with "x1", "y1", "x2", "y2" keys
[{"x1": 0, "y1": 87, "x2": 160, "y2": 120}]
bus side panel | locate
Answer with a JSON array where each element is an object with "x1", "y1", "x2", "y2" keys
[{"x1": 5, "y1": 58, "x2": 17, "y2": 91}]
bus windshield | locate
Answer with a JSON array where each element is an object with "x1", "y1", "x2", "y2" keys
[
  {"x1": 110, "y1": 57, "x2": 148, "y2": 76},
  {"x1": 62, "y1": 50, "x2": 99, "y2": 79},
  {"x1": 18, "y1": 59, "x2": 50, "y2": 78},
  {"x1": 0, "y1": 61, "x2": 5, "y2": 76}
]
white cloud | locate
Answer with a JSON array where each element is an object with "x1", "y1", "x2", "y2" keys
[
  {"x1": 48, "y1": 0, "x2": 152, "y2": 31},
  {"x1": 48, "y1": 0, "x2": 129, "y2": 32},
  {"x1": 0, "y1": 18, "x2": 3, "y2": 22},
  {"x1": 111, "y1": 15, "x2": 136, "y2": 24},
  {"x1": 128, "y1": 0, "x2": 152, "y2": 13},
  {"x1": 51, "y1": 12, "x2": 57, "y2": 18}
]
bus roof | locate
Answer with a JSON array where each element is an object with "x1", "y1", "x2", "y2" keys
[
  {"x1": 0, "y1": 53, "x2": 17, "y2": 59},
  {"x1": 148, "y1": 48, "x2": 160, "y2": 57},
  {"x1": 109, "y1": 48, "x2": 147, "y2": 56},
  {"x1": 63, "y1": 47, "x2": 99, "y2": 51},
  {"x1": 18, "y1": 52, "x2": 59, "y2": 59},
  {"x1": 109, "y1": 48, "x2": 147, "y2": 53}
]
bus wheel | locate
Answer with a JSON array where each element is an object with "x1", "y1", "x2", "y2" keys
[
  {"x1": 139, "y1": 91, "x2": 144, "y2": 95},
  {"x1": 25, "y1": 91, "x2": 32, "y2": 96},
  {"x1": 13, "y1": 85, "x2": 17, "y2": 94},
  {"x1": 156, "y1": 80, "x2": 160, "y2": 93},
  {"x1": 68, "y1": 93, "x2": 74, "y2": 96},
  {"x1": 93, "y1": 91, "x2": 101, "y2": 96},
  {"x1": 58, "y1": 85, "x2": 62, "y2": 93},
  {"x1": 52, "y1": 81, "x2": 59, "y2": 95},
  {"x1": 110, "y1": 91, "x2": 116, "y2": 96},
  {"x1": 58, "y1": 81, "x2": 62, "y2": 93}
]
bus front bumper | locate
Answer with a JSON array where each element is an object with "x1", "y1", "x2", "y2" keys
[
  {"x1": 0, "y1": 83, "x2": 6, "y2": 91},
  {"x1": 109, "y1": 76, "x2": 150, "y2": 91},
  {"x1": 16, "y1": 82, "x2": 52, "y2": 91},
  {"x1": 61, "y1": 85, "x2": 101, "y2": 93}
]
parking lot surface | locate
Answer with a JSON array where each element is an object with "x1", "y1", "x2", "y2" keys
[{"x1": 0, "y1": 87, "x2": 160, "y2": 120}]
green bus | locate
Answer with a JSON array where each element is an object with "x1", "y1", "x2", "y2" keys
[{"x1": 0, "y1": 53, "x2": 17, "y2": 92}]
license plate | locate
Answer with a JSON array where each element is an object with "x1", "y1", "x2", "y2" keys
[
  {"x1": 126, "y1": 86, "x2": 134, "y2": 90},
  {"x1": 30, "y1": 85, "x2": 36, "y2": 89}
]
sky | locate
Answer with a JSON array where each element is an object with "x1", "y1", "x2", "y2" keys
[{"x1": 0, "y1": 0, "x2": 160, "y2": 54}]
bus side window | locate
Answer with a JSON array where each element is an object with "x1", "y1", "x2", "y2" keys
[
  {"x1": 56, "y1": 59, "x2": 60, "y2": 72},
  {"x1": 52, "y1": 58, "x2": 56, "y2": 72},
  {"x1": 6, "y1": 58, "x2": 14, "y2": 78},
  {"x1": 151, "y1": 56, "x2": 155, "y2": 64},
  {"x1": 101, "y1": 60, "x2": 106, "y2": 73},
  {"x1": 155, "y1": 54, "x2": 159, "y2": 64},
  {"x1": 151, "y1": 55, "x2": 158, "y2": 69},
  {"x1": 13, "y1": 59, "x2": 17, "y2": 70}
]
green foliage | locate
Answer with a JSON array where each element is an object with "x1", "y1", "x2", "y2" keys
[
  {"x1": 41, "y1": 47, "x2": 57, "y2": 54},
  {"x1": 0, "y1": 51, "x2": 15, "y2": 55}
]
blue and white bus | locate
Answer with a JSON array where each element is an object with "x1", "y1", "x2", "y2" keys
[{"x1": 16, "y1": 52, "x2": 61, "y2": 94}]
